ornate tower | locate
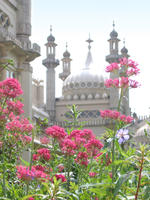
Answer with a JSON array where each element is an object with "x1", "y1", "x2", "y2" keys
[
  {"x1": 42, "y1": 27, "x2": 59, "y2": 122},
  {"x1": 106, "y1": 22, "x2": 121, "y2": 111},
  {"x1": 120, "y1": 40, "x2": 130, "y2": 115},
  {"x1": 59, "y1": 43, "x2": 72, "y2": 81}
]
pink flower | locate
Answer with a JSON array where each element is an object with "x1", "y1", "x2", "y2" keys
[
  {"x1": 33, "y1": 165, "x2": 46, "y2": 172},
  {"x1": 69, "y1": 130, "x2": 83, "y2": 139},
  {"x1": 75, "y1": 152, "x2": 89, "y2": 166},
  {"x1": 45, "y1": 125, "x2": 67, "y2": 140},
  {"x1": 0, "y1": 78, "x2": 23, "y2": 98},
  {"x1": 28, "y1": 198, "x2": 34, "y2": 200},
  {"x1": 61, "y1": 138, "x2": 76, "y2": 155},
  {"x1": 84, "y1": 138, "x2": 103, "y2": 157},
  {"x1": 33, "y1": 154, "x2": 39, "y2": 161},
  {"x1": 127, "y1": 68, "x2": 140, "y2": 76},
  {"x1": 20, "y1": 135, "x2": 32, "y2": 144},
  {"x1": 119, "y1": 115, "x2": 133, "y2": 124},
  {"x1": 40, "y1": 136, "x2": 50, "y2": 144},
  {"x1": 89, "y1": 172, "x2": 97, "y2": 177},
  {"x1": 120, "y1": 77, "x2": 129, "y2": 88},
  {"x1": 6, "y1": 117, "x2": 33, "y2": 133},
  {"x1": 37, "y1": 148, "x2": 51, "y2": 161},
  {"x1": 80, "y1": 129, "x2": 95, "y2": 141},
  {"x1": 113, "y1": 78, "x2": 119, "y2": 88},
  {"x1": 129, "y1": 80, "x2": 140, "y2": 88},
  {"x1": 100, "y1": 110, "x2": 120, "y2": 120},
  {"x1": 6, "y1": 100, "x2": 24, "y2": 115},
  {"x1": 105, "y1": 79, "x2": 113, "y2": 88},
  {"x1": 54, "y1": 174, "x2": 66, "y2": 182},
  {"x1": 16, "y1": 165, "x2": 49, "y2": 182},
  {"x1": 58, "y1": 165, "x2": 64, "y2": 172},
  {"x1": 105, "y1": 63, "x2": 119, "y2": 72}
]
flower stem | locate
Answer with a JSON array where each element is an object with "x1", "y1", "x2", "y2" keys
[
  {"x1": 2, "y1": 135, "x2": 6, "y2": 196},
  {"x1": 135, "y1": 149, "x2": 144, "y2": 200}
]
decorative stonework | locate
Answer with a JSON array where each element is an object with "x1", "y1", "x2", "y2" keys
[
  {"x1": 65, "y1": 110, "x2": 101, "y2": 119},
  {"x1": 0, "y1": 9, "x2": 10, "y2": 28}
]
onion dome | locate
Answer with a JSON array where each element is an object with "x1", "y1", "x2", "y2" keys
[
  {"x1": 47, "y1": 26, "x2": 55, "y2": 42},
  {"x1": 110, "y1": 21, "x2": 118, "y2": 38},
  {"x1": 62, "y1": 36, "x2": 108, "y2": 100},
  {"x1": 63, "y1": 50, "x2": 70, "y2": 58},
  {"x1": 121, "y1": 40, "x2": 128, "y2": 55},
  {"x1": 121, "y1": 46, "x2": 128, "y2": 54},
  {"x1": 110, "y1": 30, "x2": 118, "y2": 38}
]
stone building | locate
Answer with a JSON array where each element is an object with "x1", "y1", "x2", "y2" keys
[
  {"x1": 0, "y1": 0, "x2": 40, "y2": 118},
  {"x1": 34, "y1": 24, "x2": 131, "y2": 136},
  {"x1": 0, "y1": 0, "x2": 132, "y2": 137}
]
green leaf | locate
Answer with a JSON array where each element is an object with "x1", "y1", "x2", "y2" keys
[
  {"x1": 114, "y1": 173, "x2": 131, "y2": 197},
  {"x1": 115, "y1": 140, "x2": 128, "y2": 158}
]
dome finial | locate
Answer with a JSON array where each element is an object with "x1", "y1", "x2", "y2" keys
[
  {"x1": 113, "y1": 20, "x2": 115, "y2": 30},
  {"x1": 63, "y1": 43, "x2": 70, "y2": 58},
  {"x1": 66, "y1": 42, "x2": 68, "y2": 50},
  {"x1": 85, "y1": 34, "x2": 93, "y2": 68},
  {"x1": 121, "y1": 38, "x2": 128, "y2": 55},
  {"x1": 123, "y1": 38, "x2": 125, "y2": 46},
  {"x1": 50, "y1": 25, "x2": 52, "y2": 33},
  {"x1": 86, "y1": 33, "x2": 93, "y2": 51}
]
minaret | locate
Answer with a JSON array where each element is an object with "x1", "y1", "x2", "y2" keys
[
  {"x1": 106, "y1": 21, "x2": 121, "y2": 63},
  {"x1": 120, "y1": 40, "x2": 130, "y2": 115},
  {"x1": 42, "y1": 26, "x2": 59, "y2": 122},
  {"x1": 59, "y1": 43, "x2": 72, "y2": 81},
  {"x1": 106, "y1": 22, "x2": 121, "y2": 111}
]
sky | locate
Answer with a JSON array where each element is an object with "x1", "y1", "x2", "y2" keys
[{"x1": 31, "y1": 0, "x2": 150, "y2": 117}]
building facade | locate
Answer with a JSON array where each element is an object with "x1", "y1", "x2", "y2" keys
[
  {"x1": 0, "y1": 1, "x2": 132, "y2": 137},
  {"x1": 37, "y1": 25, "x2": 130, "y2": 136},
  {"x1": 0, "y1": 0, "x2": 40, "y2": 118}
]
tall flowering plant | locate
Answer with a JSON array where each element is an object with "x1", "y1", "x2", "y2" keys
[{"x1": 1, "y1": 59, "x2": 150, "y2": 200}]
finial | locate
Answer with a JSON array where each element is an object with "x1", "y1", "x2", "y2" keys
[
  {"x1": 66, "y1": 42, "x2": 68, "y2": 50},
  {"x1": 123, "y1": 38, "x2": 125, "y2": 46},
  {"x1": 86, "y1": 33, "x2": 93, "y2": 51},
  {"x1": 113, "y1": 20, "x2": 115, "y2": 29},
  {"x1": 50, "y1": 25, "x2": 52, "y2": 33}
]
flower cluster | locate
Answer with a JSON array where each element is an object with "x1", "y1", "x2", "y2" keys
[
  {"x1": 105, "y1": 77, "x2": 140, "y2": 88},
  {"x1": 53, "y1": 174, "x2": 66, "y2": 182},
  {"x1": 61, "y1": 138, "x2": 77, "y2": 155},
  {"x1": 75, "y1": 152, "x2": 89, "y2": 166},
  {"x1": 6, "y1": 100, "x2": 24, "y2": 115},
  {"x1": 16, "y1": 165, "x2": 49, "y2": 182},
  {"x1": 33, "y1": 148, "x2": 51, "y2": 161},
  {"x1": 45, "y1": 125, "x2": 67, "y2": 140},
  {"x1": 100, "y1": 110, "x2": 133, "y2": 124},
  {"x1": 6, "y1": 117, "x2": 34, "y2": 133},
  {"x1": 0, "y1": 78, "x2": 23, "y2": 99},
  {"x1": 105, "y1": 58, "x2": 140, "y2": 89},
  {"x1": 84, "y1": 138, "x2": 104, "y2": 157}
]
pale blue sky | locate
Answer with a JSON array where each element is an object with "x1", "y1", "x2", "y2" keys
[{"x1": 31, "y1": 0, "x2": 150, "y2": 116}]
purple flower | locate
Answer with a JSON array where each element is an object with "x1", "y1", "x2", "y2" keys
[{"x1": 116, "y1": 129, "x2": 129, "y2": 144}]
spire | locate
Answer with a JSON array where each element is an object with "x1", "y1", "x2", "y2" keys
[
  {"x1": 85, "y1": 34, "x2": 93, "y2": 69},
  {"x1": 110, "y1": 21, "x2": 118, "y2": 38},
  {"x1": 50, "y1": 25, "x2": 52, "y2": 33},
  {"x1": 121, "y1": 38, "x2": 129, "y2": 57},
  {"x1": 47, "y1": 25, "x2": 55, "y2": 42},
  {"x1": 113, "y1": 20, "x2": 115, "y2": 30}
]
